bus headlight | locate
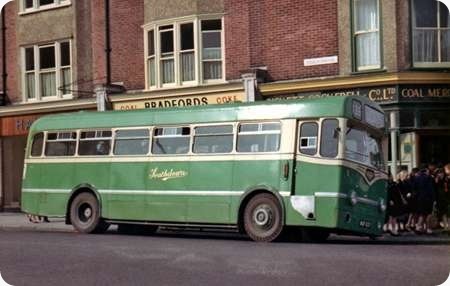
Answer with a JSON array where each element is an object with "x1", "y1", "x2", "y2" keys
[
  {"x1": 350, "y1": 192, "x2": 358, "y2": 206},
  {"x1": 379, "y1": 199, "x2": 386, "y2": 213}
]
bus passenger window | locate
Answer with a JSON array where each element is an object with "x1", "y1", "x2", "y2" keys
[
  {"x1": 299, "y1": 122, "x2": 318, "y2": 155},
  {"x1": 152, "y1": 127, "x2": 190, "y2": 155},
  {"x1": 45, "y1": 132, "x2": 77, "y2": 157},
  {"x1": 31, "y1": 132, "x2": 44, "y2": 157},
  {"x1": 320, "y1": 119, "x2": 339, "y2": 158},
  {"x1": 78, "y1": 130, "x2": 112, "y2": 156},
  {"x1": 237, "y1": 122, "x2": 281, "y2": 153},
  {"x1": 114, "y1": 129, "x2": 150, "y2": 155},
  {"x1": 193, "y1": 125, "x2": 233, "y2": 154}
]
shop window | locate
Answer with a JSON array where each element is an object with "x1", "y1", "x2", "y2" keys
[
  {"x1": 152, "y1": 127, "x2": 190, "y2": 155},
  {"x1": 399, "y1": 110, "x2": 415, "y2": 128},
  {"x1": 299, "y1": 122, "x2": 318, "y2": 156},
  {"x1": 237, "y1": 123, "x2": 281, "y2": 153},
  {"x1": 145, "y1": 17, "x2": 224, "y2": 89},
  {"x1": 21, "y1": 0, "x2": 70, "y2": 13},
  {"x1": 412, "y1": 0, "x2": 450, "y2": 67},
  {"x1": 114, "y1": 129, "x2": 150, "y2": 156},
  {"x1": 352, "y1": 0, "x2": 381, "y2": 71},
  {"x1": 320, "y1": 119, "x2": 339, "y2": 158},
  {"x1": 78, "y1": 131, "x2": 112, "y2": 156},
  {"x1": 45, "y1": 132, "x2": 76, "y2": 157},
  {"x1": 420, "y1": 110, "x2": 450, "y2": 128},
  {"x1": 22, "y1": 41, "x2": 72, "y2": 102},
  {"x1": 193, "y1": 125, "x2": 233, "y2": 154},
  {"x1": 30, "y1": 132, "x2": 44, "y2": 157}
]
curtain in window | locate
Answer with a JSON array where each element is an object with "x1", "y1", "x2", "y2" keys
[
  {"x1": 354, "y1": 0, "x2": 380, "y2": 69},
  {"x1": 161, "y1": 59, "x2": 174, "y2": 84},
  {"x1": 40, "y1": 72, "x2": 56, "y2": 97},
  {"x1": 25, "y1": 73, "x2": 35, "y2": 99},
  {"x1": 181, "y1": 52, "x2": 195, "y2": 82},
  {"x1": 61, "y1": 67, "x2": 71, "y2": 95},
  {"x1": 148, "y1": 58, "x2": 156, "y2": 86},
  {"x1": 203, "y1": 62, "x2": 222, "y2": 80},
  {"x1": 441, "y1": 30, "x2": 450, "y2": 62},
  {"x1": 413, "y1": 30, "x2": 438, "y2": 62}
]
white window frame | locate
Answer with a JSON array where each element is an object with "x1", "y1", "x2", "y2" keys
[
  {"x1": 144, "y1": 15, "x2": 225, "y2": 90},
  {"x1": 21, "y1": 40, "x2": 73, "y2": 103},
  {"x1": 412, "y1": 1, "x2": 450, "y2": 68},
  {"x1": 352, "y1": 0, "x2": 382, "y2": 71},
  {"x1": 20, "y1": 0, "x2": 71, "y2": 14}
]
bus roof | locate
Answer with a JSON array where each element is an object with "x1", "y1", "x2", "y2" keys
[{"x1": 30, "y1": 96, "x2": 380, "y2": 132}]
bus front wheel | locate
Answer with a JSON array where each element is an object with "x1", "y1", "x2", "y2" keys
[
  {"x1": 70, "y1": 192, "x2": 109, "y2": 234},
  {"x1": 243, "y1": 193, "x2": 283, "y2": 242}
]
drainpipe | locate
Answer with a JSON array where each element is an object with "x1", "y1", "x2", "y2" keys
[
  {"x1": 2, "y1": 9, "x2": 7, "y2": 106},
  {"x1": 97, "y1": 0, "x2": 111, "y2": 111},
  {"x1": 104, "y1": 0, "x2": 111, "y2": 86}
]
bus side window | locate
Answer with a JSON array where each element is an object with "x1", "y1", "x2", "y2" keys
[
  {"x1": 114, "y1": 129, "x2": 150, "y2": 156},
  {"x1": 152, "y1": 127, "x2": 190, "y2": 155},
  {"x1": 30, "y1": 132, "x2": 44, "y2": 157},
  {"x1": 299, "y1": 122, "x2": 318, "y2": 155},
  {"x1": 237, "y1": 122, "x2": 281, "y2": 153},
  {"x1": 79, "y1": 130, "x2": 112, "y2": 156},
  {"x1": 193, "y1": 125, "x2": 233, "y2": 154},
  {"x1": 45, "y1": 132, "x2": 77, "y2": 157},
  {"x1": 320, "y1": 119, "x2": 339, "y2": 158}
]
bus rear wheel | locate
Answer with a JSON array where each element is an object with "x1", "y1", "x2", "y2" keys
[
  {"x1": 70, "y1": 192, "x2": 109, "y2": 234},
  {"x1": 243, "y1": 193, "x2": 283, "y2": 242}
]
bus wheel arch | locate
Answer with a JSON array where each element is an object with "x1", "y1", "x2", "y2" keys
[
  {"x1": 66, "y1": 185, "x2": 109, "y2": 233},
  {"x1": 238, "y1": 188, "x2": 285, "y2": 241}
]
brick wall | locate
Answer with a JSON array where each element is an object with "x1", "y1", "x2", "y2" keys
[
  {"x1": 91, "y1": 0, "x2": 145, "y2": 91},
  {"x1": 91, "y1": 0, "x2": 107, "y2": 87},
  {"x1": 110, "y1": 0, "x2": 144, "y2": 91},
  {"x1": 2, "y1": 2, "x2": 18, "y2": 104},
  {"x1": 396, "y1": 0, "x2": 411, "y2": 71},
  {"x1": 225, "y1": 0, "x2": 339, "y2": 82}
]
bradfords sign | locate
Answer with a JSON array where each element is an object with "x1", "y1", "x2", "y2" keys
[{"x1": 113, "y1": 92, "x2": 245, "y2": 110}]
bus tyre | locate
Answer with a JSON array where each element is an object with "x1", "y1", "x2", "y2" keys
[
  {"x1": 243, "y1": 193, "x2": 283, "y2": 242},
  {"x1": 70, "y1": 192, "x2": 109, "y2": 234}
]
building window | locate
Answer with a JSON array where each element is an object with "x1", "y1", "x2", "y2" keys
[
  {"x1": 145, "y1": 16, "x2": 224, "y2": 89},
  {"x1": 21, "y1": 0, "x2": 70, "y2": 12},
  {"x1": 22, "y1": 40, "x2": 72, "y2": 102},
  {"x1": 412, "y1": 0, "x2": 450, "y2": 67},
  {"x1": 352, "y1": 0, "x2": 381, "y2": 71}
]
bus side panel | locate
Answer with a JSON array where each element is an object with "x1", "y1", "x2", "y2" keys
[
  {"x1": 21, "y1": 163, "x2": 41, "y2": 215},
  {"x1": 230, "y1": 159, "x2": 283, "y2": 223},
  {"x1": 187, "y1": 160, "x2": 232, "y2": 224},
  {"x1": 106, "y1": 161, "x2": 152, "y2": 221},
  {"x1": 22, "y1": 163, "x2": 74, "y2": 216},
  {"x1": 286, "y1": 161, "x2": 342, "y2": 227}
]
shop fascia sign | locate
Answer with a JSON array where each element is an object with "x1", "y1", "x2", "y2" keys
[
  {"x1": 268, "y1": 84, "x2": 450, "y2": 105},
  {"x1": 113, "y1": 92, "x2": 245, "y2": 111}
]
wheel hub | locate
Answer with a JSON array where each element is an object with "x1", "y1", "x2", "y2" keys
[{"x1": 253, "y1": 206, "x2": 272, "y2": 226}]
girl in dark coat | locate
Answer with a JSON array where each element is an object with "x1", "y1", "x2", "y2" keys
[
  {"x1": 414, "y1": 168, "x2": 436, "y2": 234},
  {"x1": 436, "y1": 164, "x2": 450, "y2": 231}
]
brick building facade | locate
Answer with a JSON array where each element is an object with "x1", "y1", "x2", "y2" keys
[{"x1": 0, "y1": 0, "x2": 449, "y2": 210}]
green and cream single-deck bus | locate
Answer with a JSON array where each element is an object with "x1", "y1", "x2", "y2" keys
[{"x1": 21, "y1": 96, "x2": 388, "y2": 242}]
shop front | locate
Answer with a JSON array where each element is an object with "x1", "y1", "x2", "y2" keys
[
  {"x1": 0, "y1": 114, "x2": 41, "y2": 211},
  {"x1": 259, "y1": 72, "x2": 450, "y2": 173}
]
